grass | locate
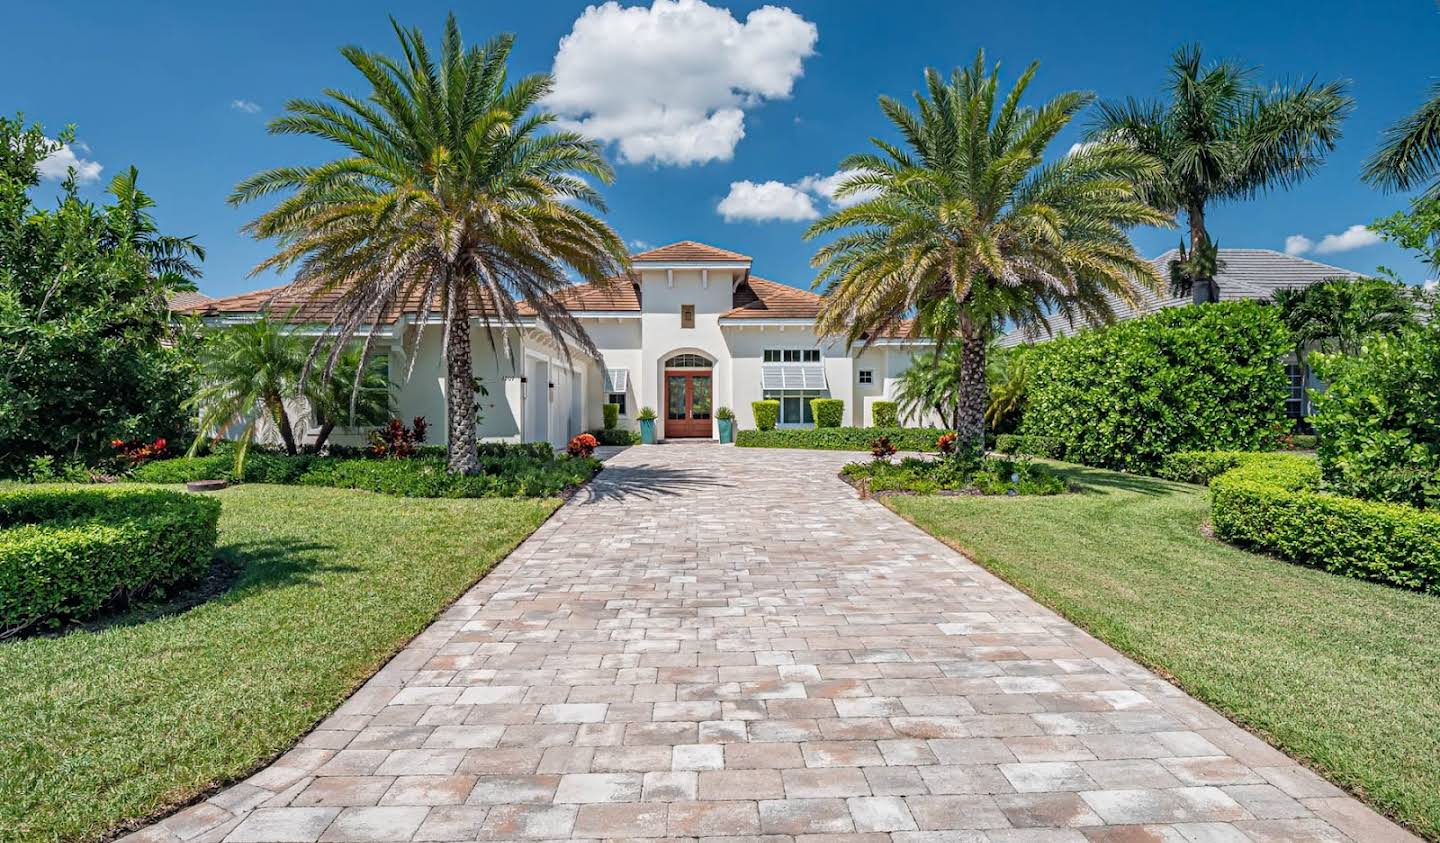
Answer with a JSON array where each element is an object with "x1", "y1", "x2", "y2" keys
[
  {"x1": 0, "y1": 484, "x2": 557, "y2": 843},
  {"x1": 886, "y1": 462, "x2": 1440, "y2": 841}
]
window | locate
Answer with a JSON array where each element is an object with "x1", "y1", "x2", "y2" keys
[
  {"x1": 858, "y1": 369, "x2": 873, "y2": 385},
  {"x1": 665, "y1": 353, "x2": 710, "y2": 368},
  {"x1": 1285, "y1": 363, "x2": 1306, "y2": 419},
  {"x1": 680, "y1": 304, "x2": 695, "y2": 329},
  {"x1": 607, "y1": 392, "x2": 627, "y2": 416},
  {"x1": 763, "y1": 389, "x2": 826, "y2": 426},
  {"x1": 763, "y1": 348, "x2": 821, "y2": 363}
]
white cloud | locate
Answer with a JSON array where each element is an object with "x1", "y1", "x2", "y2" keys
[
  {"x1": 230, "y1": 99, "x2": 261, "y2": 114},
  {"x1": 1066, "y1": 141, "x2": 1098, "y2": 157},
  {"x1": 795, "y1": 168, "x2": 878, "y2": 209},
  {"x1": 629, "y1": 239, "x2": 652, "y2": 251},
  {"x1": 36, "y1": 142, "x2": 102, "y2": 184},
  {"x1": 1283, "y1": 234, "x2": 1314, "y2": 256},
  {"x1": 717, "y1": 179, "x2": 819, "y2": 222},
  {"x1": 1424, "y1": 279, "x2": 1438, "y2": 292},
  {"x1": 546, "y1": 0, "x2": 818, "y2": 166},
  {"x1": 1314, "y1": 224, "x2": 1381, "y2": 254}
]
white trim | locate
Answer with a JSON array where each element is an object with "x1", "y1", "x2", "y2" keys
[
  {"x1": 573, "y1": 311, "x2": 642, "y2": 320},
  {"x1": 634, "y1": 261, "x2": 750, "y2": 271},
  {"x1": 717, "y1": 317, "x2": 814, "y2": 327}
]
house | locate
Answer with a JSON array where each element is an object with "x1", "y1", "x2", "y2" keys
[
  {"x1": 178, "y1": 241, "x2": 935, "y2": 448},
  {"x1": 996, "y1": 248, "x2": 1363, "y2": 420}
]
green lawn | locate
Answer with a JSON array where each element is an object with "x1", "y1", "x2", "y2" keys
[
  {"x1": 0, "y1": 484, "x2": 557, "y2": 843},
  {"x1": 887, "y1": 463, "x2": 1440, "y2": 841}
]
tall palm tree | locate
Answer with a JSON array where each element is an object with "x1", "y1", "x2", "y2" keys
[
  {"x1": 105, "y1": 166, "x2": 207, "y2": 288},
  {"x1": 808, "y1": 52, "x2": 1169, "y2": 447},
  {"x1": 1364, "y1": 83, "x2": 1440, "y2": 195},
  {"x1": 1089, "y1": 45, "x2": 1351, "y2": 300},
  {"x1": 188, "y1": 319, "x2": 306, "y2": 471},
  {"x1": 231, "y1": 15, "x2": 628, "y2": 473}
]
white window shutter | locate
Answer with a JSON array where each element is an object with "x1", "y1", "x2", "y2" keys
[{"x1": 604, "y1": 368, "x2": 628, "y2": 393}]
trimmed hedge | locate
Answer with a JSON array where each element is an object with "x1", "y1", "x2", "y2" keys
[
  {"x1": 131, "y1": 452, "x2": 315, "y2": 485},
  {"x1": 588, "y1": 428, "x2": 640, "y2": 446},
  {"x1": 992, "y1": 434, "x2": 1066, "y2": 460},
  {"x1": 871, "y1": 401, "x2": 898, "y2": 428},
  {"x1": 1020, "y1": 301, "x2": 1291, "y2": 472},
  {"x1": 1210, "y1": 452, "x2": 1440, "y2": 594},
  {"x1": 810, "y1": 398, "x2": 844, "y2": 428},
  {"x1": 842, "y1": 455, "x2": 1066, "y2": 496},
  {"x1": 602, "y1": 403, "x2": 620, "y2": 431},
  {"x1": 0, "y1": 487, "x2": 221, "y2": 635},
  {"x1": 1157, "y1": 450, "x2": 1276, "y2": 485},
  {"x1": 736, "y1": 426, "x2": 948, "y2": 452},
  {"x1": 752, "y1": 400, "x2": 779, "y2": 431}
]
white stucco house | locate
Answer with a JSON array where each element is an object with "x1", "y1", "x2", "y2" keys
[{"x1": 180, "y1": 241, "x2": 935, "y2": 448}]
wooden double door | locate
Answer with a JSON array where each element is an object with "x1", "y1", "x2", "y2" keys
[{"x1": 664, "y1": 369, "x2": 713, "y2": 438}]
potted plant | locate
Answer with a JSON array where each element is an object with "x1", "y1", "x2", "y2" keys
[
  {"x1": 636, "y1": 406, "x2": 657, "y2": 444},
  {"x1": 716, "y1": 406, "x2": 735, "y2": 443}
]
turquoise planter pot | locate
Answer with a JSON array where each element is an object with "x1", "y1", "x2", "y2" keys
[
  {"x1": 639, "y1": 418, "x2": 656, "y2": 444},
  {"x1": 718, "y1": 419, "x2": 734, "y2": 443}
]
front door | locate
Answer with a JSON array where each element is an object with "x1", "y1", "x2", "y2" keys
[{"x1": 665, "y1": 370, "x2": 713, "y2": 438}]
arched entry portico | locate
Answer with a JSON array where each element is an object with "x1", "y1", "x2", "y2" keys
[{"x1": 661, "y1": 351, "x2": 714, "y2": 438}]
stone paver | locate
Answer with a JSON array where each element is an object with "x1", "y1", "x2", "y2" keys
[{"x1": 122, "y1": 446, "x2": 1416, "y2": 842}]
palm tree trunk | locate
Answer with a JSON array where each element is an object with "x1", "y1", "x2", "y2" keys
[
  {"x1": 444, "y1": 292, "x2": 480, "y2": 475},
  {"x1": 1186, "y1": 202, "x2": 1218, "y2": 303},
  {"x1": 312, "y1": 419, "x2": 336, "y2": 453},
  {"x1": 957, "y1": 330, "x2": 987, "y2": 450},
  {"x1": 268, "y1": 396, "x2": 298, "y2": 456}
]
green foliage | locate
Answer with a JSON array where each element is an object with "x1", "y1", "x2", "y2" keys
[
  {"x1": 602, "y1": 403, "x2": 620, "y2": 431},
  {"x1": 992, "y1": 434, "x2": 1066, "y2": 460},
  {"x1": 1272, "y1": 276, "x2": 1418, "y2": 360},
  {"x1": 1157, "y1": 450, "x2": 1276, "y2": 485},
  {"x1": 588, "y1": 428, "x2": 639, "y2": 446},
  {"x1": 870, "y1": 401, "x2": 898, "y2": 428},
  {"x1": 715, "y1": 406, "x2": 734, "y2": 421},
  {"x1": 736, "y1": 427, "x2": 949, "y2": 452},
  {"x1": 1371, "y1": 196, "x2": 1440, "y2": 270},
  {"x1": 0, "y1": 115, "x2": 203, "y2": 476},
  {"x1": 1310, "y1": 325, "x2": 1440, "y2": 508},
  {"x1": 0, "y1": 488, "x2": 220, "y2": 636},
  {"x1": 751, "y1": 400, "x2": 779, "y2": 431},
  {"x1": 986, "y1": 345, "x2": 1030, "y2": 435},
  {"x1": 810, "y1": 398, "x2": 844, "y2": 428},
  {"x1": 895, "y1": 345, "x2": 962, "y2": 430},
  {"x1": 131, "y1": 451, "x2": 315, "y2": 485},
  {"x1": 1289, "y1": 434, "x2": 1318, "y2": 450},
  {"x1": 1019, "y1": 301, "x2": 1291, "y2": 472},
  {"x1": 1211, "y1": 452, "x2": 1440, "y2": 594},
  {"x1": 636, "y1": 406, "x2": 657, "y2": 421},
  {"x1": 842, "y1": 455, "x2": 1066, "y2": 496}
]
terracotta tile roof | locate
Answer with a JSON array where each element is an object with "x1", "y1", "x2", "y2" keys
[
  {"x1": 175, "y1": 283, "x2": 510, "y2": 324},
  {"x1": 516, "y1": 276, "x2": 641, "y2": 315},
  {"x1": 632, "y1": 241, "x2": 751, "y2": 262},
  {"x1": 166, "y1": 290, "x2": 214, "y2": 311},
  {"x1": 723, "y1": 276, "x2": 822, "y2": 319}
]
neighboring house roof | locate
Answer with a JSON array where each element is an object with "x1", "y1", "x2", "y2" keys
[
  {"x1": 166, "y1": 290, "x2": 213, "y2": 311},
  {"x1": 996, "y1": 248, "x2": 1364, "y2": 347},
  {"x1": 632, "y1": 240, "x2": 751, "y2": 262},
  {"x1": 176, "y1": 283, "x2": 515, "y2": 324}
]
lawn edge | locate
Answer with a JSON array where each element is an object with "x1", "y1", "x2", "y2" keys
[
  {"x1": 102, "y1": 490, "x2": 567, "y2": 843},
  {"x1": 876, "y1": 495, "x2": 1430, "y2": 843}
]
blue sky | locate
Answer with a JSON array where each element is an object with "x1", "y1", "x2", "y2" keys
[{"x1": 5, "y1": 1, "x2": 1438, "y2": 298}]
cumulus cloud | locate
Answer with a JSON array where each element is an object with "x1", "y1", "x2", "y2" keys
[
  {"x1": 1285, "y1": 225, "x2": 1381, "y2": 256},
  {"x1": 36, "y1": 142, "x2": 102, "y2": 184},
  {"x1": 718, "y1": 167, "x2": 878, "y2": 222},
  {"x1": 230, "y1": 99, "x2": 261, "y2": 114},
  {"x1": 546, "y1": 0, "x2": 818, "y2": 166},
  {"x1": 1066, "y1": 141, "x2": 1098, "y2": 157},
  {"x1": 1283, "y1": 234, "x2": 1314, "y2": 256}
]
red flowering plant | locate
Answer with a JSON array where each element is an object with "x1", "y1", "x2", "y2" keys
[
  {"x1": 869, "y1": 435, "x2": 897, "y2": 462},
  {"x1": 368, "y1": 416, "x2": 428, "y2": 459},
  {"x1": 111, "y1": 437, "x2": 169, "y2": 467},
  {"x1": 567, "y1": 433, "x2": 599, "y2": 458},
  {"x1": 936, "y1": 432, "x2": 958, "y2": 456}
]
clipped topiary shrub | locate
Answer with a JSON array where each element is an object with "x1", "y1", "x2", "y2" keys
[
  {"x1": 871, "y1": 401, "x2": 898, "y2": 428},
  {"x1": 1158, "y1": 450, "x2": 1273, "y2": 485},
  {"x1": 810, "y1": 398, "x2": 844, "y2": 428},
  {"x1": 0, "y1": 487, "x2": 221, "y2": 636},
  {"x1": 752, "y1": 400, "x2": 780, "y2": 432},
  {"x1": 602, "y1": 403, "x2": 620, "y2": 431},
  {"x1": 1020, "y1": 301, "x2": 1290, "y2": 472},
  {"x1": 735, "y1": 427, "x2": 948, "y2": 452},
  {"x1": 1210, "y1": 452, "x2": 1440, "y2": 594},
  {"x1": 298, "y1": 454, "x2": 598, "y2": 498}
]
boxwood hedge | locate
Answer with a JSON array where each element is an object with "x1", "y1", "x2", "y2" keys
[
  {"x1": 1210, "y1": 452, "x2": 1440, "y2": 594},
  {"x1": 736, "y1": 426, "x2": 947, "y2": 452},
  {"x1": 992, "y1": 434, "x2": 1066, "y2": 460},
  {"x1": 810, "y1": 398, "x2": 844, "y2": 428},
  {"x1": 0, "y1": 487, "x2": 221, "y2": 636},
  {"x1": 871, "y1": 401, "x2": 898, "y2": 428},
  {"x1": 1019, "y1": 301, "x2": 1291, "y2": 472},
  {"x1": 1157, "y1": 450, "x2": 1276, "y2": 485}
]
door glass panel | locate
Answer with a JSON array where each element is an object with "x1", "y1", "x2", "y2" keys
[
  {"x1": 802, "y1": 396, "x2": 814, "y2": 424},
  {"x1": 690, "y1": 376, "x2": 711, "y2": 419},
  {"x1": 667, "y1": 376, "x2": 687, "y2": 420},
  {"x1": 782, "y1": 396, "x2": 800, "y2": 424}
]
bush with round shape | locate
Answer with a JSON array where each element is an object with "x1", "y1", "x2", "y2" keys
[
  {"x1": 871, "y1": 401, "x2": 898, "y2": 428},
  {"x1": 752, "y1": 400, "x2": 779, "y2": 431},
  {"x1": 567, "y1": 433, "x2": 598, "y2": 458},
  {"x1": 810, "y1": 398, "x2": 844, "y2": 428},
  {"x1": 0, "y1": 487, "x2": 221, "y2": 636}
]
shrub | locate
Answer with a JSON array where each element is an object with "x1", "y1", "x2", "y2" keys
[
  {"x1": 752, "y1": 400, "x2": 779, "y2": 431},
  {"x1": 368, "y1": 417, "x2": 428, "y2": 459},
  {"x1": 602, "y1": 403, "x2": 620, "y2": 431},
  {"x1": 993, "y1": 434, "x2": 1065, "y2": 460},
  {"x1": 870, "y1": 436, "x2": 898, "y2": 460},
  {"x1": 735, "y1": 427, "x2": 949, "y2": 452},
  {"x1": 0, "y1": 487, "x2": 221, "y2": 636},
  {"x1": 871, "y1": 401, "x2": 898, "y2": 428},
  {"x1": 589, "y1": 428, "x2": 639, "y2": 446},
  {"x1": 1210, "y1": 452, "x2": 1440, "y2": 594},
  {"x1": 299, "y1": 454, "x2": 599, "y2": 499},
  {"x1": 810, "y1": 398, "x2": 844, "y2": 428},
  {"x1": 476, "y1": 442, "x2": 554, "y2": 460},
  {"x1": 567, "y1": 433, "x2": 598, "y2": 458},
  {"x1": 1289, "y1": 434, "x2": 1318, "y2": 450},
  {"x1": 1020, "y1": 301, "x2": 1291, "y2": 472},
  {"x1": 131, "y1": 451, "x2": 315, "y2": 484},
  {"x1": 636, "y1": 406, "x2": 657, "y2": 421},
  {"x1": 715, "y1": 406, "x2": 735, "y2": 421},
  {"x1": 1311, "y1": 325, "x2": 1440, "y2": 509},
  {"x1": 1157, "y1": 451, "x2": 1275, "y2": 485},
  {"x1": 841, "y1": 455, "x2": 1066, "y2": 496}
]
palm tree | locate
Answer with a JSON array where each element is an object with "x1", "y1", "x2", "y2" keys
[
  {"x1": 188, "y1": 319, "x2": 305, "y2": 471},
  {"x1": 303, "y1": 346, "x2": 392, "y2": 452},
  {"x1": 1273, "y1": 276, "x2": 1417, "y2": 359},
  {"x1": 1089, "y1": 44, "x2": 1351, "y2": 300},
  {"x1": 231, "y1": 15, "x2": 628, "y2": 474},
  {"x1": 1364, "y1": 83, "x2": 1440, "y2": 195},
  {"x1": 895, "y1": 345, "x2": 963, "y2": 430},
  {"x1": 807, "y1": 52, "x2": 1169, "y2": 447},
  {"x1": 105, "y1": 166, "x2": 206, "y2": 289}
]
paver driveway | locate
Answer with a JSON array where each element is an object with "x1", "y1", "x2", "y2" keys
[{"x1": 130, "y1": 446, "x2": 1414, "y2": 843}]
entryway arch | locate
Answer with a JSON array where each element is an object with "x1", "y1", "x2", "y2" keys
[{"x1": 660, "y1": 350, "x2": 715, "y2": 439}]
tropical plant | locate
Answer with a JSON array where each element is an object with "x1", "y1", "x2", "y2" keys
[
  {"x1": 302, "y1": 345, "x2": 392, "y2": 452},
  {"x1": 986, "y1": 345, "x2": 1030, "y2": 436},
  {"x1": 1271, "y1": 276, "x2": 1417, "y2": 378},
  {"x1": 104, "y1": 166, "x2": 206, "y2": 290},
  {"x1": 895, "y1": 346, "x2": 962, "y2": 431},
  {"x1": 1364, "y1": 75, "x2": 1440, "y2": 197},
  {"x1": 1371, "y1": 196, "x2": 1440, "y2": 273},
  {"x1": 808, "y1": 52, "x2": 1168, "y2": 448},
  {"x1": 188, "y1": 319, "x2": 306, "y2": 470},
  {"x1": 230, "y1": 15, "x2": 628, "y2": 474},
  {"x1": 1089, "y1": 44, "x2": 1351, "y2": 300}
]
